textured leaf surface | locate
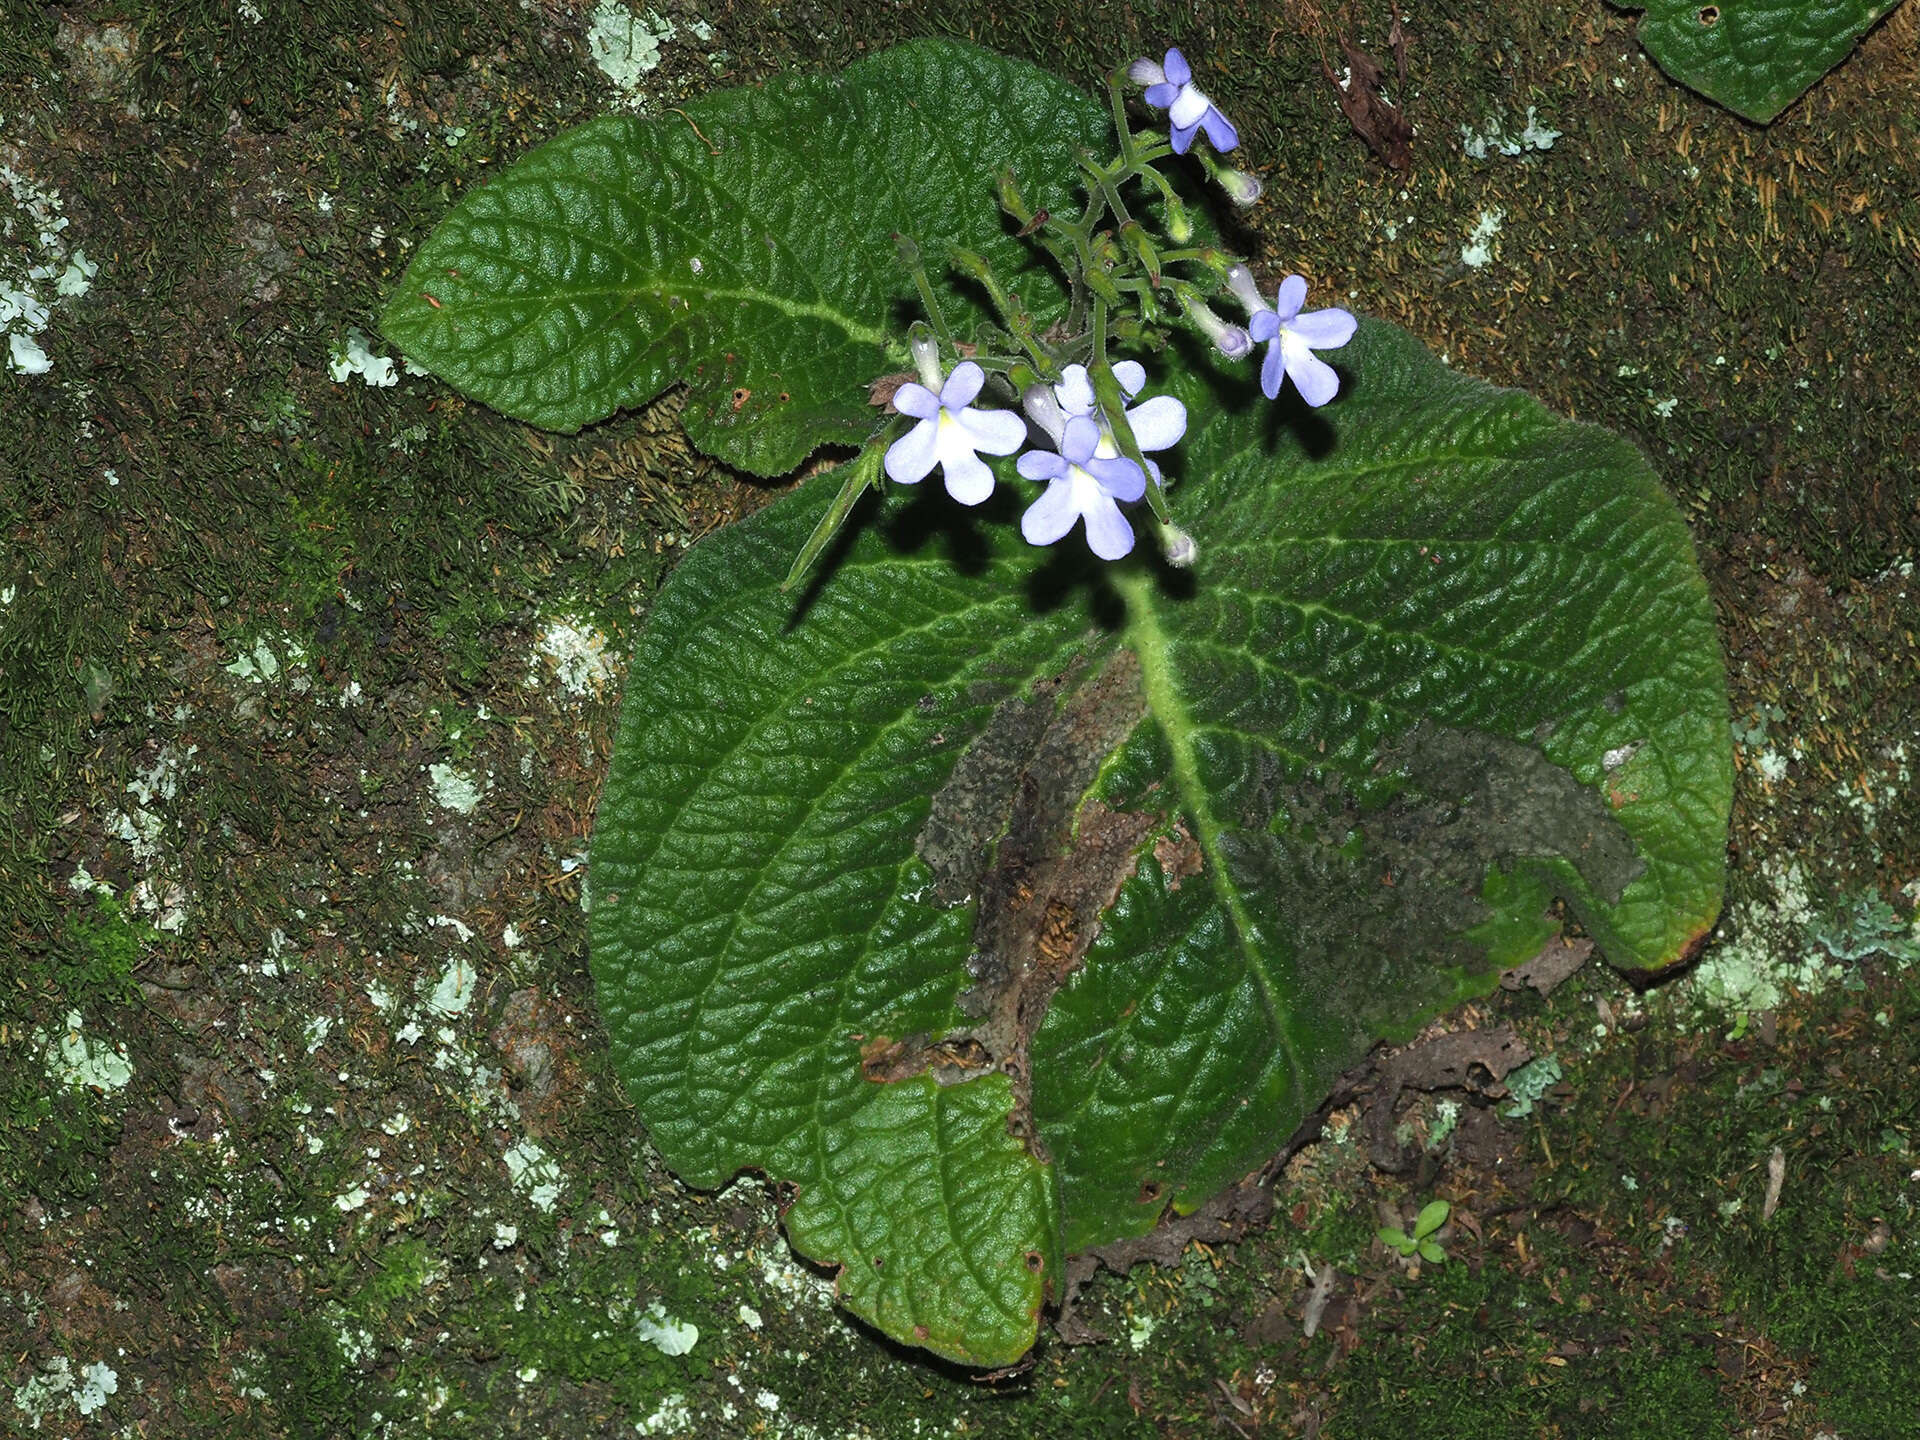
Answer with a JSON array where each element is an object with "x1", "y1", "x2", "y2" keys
[
  {"x1": 380, "y1": 42, "x2": 1107, "y2": 473},
  {"x1": 1622, "y1": 0, "x2": 1900, "y2": 122},
  {"x1": 590, "y1": 314, "x2": 1731, "y2": 1361}
]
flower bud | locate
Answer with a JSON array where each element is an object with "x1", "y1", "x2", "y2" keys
[
  {"x1": 1161, "y1": 524, "x2": 1197, "y2": 568},
  {"x1": 1021, "y1": 382, "x2": 1067, "y2": 445},
  {"x1": 1127, "y1": 57, "x2": 1166, "y2": 88},
  {"x1": 907, "y1": 325, "x2": 943, "y2": 391},
  {"x1": 1186, "y1": 298, "x2": 1251, "y2": 360},
  {"x1": 1214, "y1": 167, "x2": 1263, "y2": 208},
  {"x1": 1224, "y1": 263, "x2": 1266, "y2": 316},
  {"x1": 995, "y1": 168, "x2": 1029, "y2": 222},
  {"x1": 1163, "y1": 195, "x2": 1193, "y2": 245}
]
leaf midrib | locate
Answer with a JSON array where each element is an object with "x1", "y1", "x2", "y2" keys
[{"x1": 1115, "y1": 571, "x2": 1306, "y2": 1105}]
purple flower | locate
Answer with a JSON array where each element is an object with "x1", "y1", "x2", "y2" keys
[
  {"x1": 1046, "y1": 362, "x2": 1188, "y2": 484},
  {"x1": 1129, "y1": 48, "x2": 1239, "y2": 156},
  {"x1": 1017, "y1": 414, "x2": 1147, "y2": 560},
  {"x1": 884, "y1": 359, "x2": 1027, "y2": 505},
  {"x1": 1245, "y1": 275, "x2": 1358, "y2": 407}
]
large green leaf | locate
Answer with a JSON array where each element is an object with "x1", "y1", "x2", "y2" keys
[
  {"x1": 379, "y1": 42, "x2": 1107, "y2": 473},
  {"x1": 589, "y1": 317, "x2": 1732, "y2": 1362},
  {"x1": 1617, "y1": 0, "x2": 1902, "y2": 122}
]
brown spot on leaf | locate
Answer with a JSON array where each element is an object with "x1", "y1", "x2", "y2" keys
[
  {"x1": 1152, "y1": 822, "x2": 1203, "y2": 889},
  {"x1": 903, "y1": 650, "x2": 1158, "y2": 1142},
  {"x1": 859, "y1": 1032, "x2": 992, "y2": 1084}
]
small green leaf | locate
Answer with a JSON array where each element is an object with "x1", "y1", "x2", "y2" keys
[
  {"x1": 1379, "y1": 1226, "x2": 1414, "y2": 1255},
  {"x1": 1418, "y1": 1238, "x2": 1446, "y2": 1264},
  {"x1": 1618, "y1": 0, "x2": 1902, "y2": 122},
  {"x1": 381, "y1": 41, "x2": 1108, "y2": 474},
  {"x1": 1413, "y1": 1199, "x2": 1452, "y2": 1240}
]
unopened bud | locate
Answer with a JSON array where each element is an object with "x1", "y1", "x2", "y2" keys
[
  {"x1": 1215, "y1": 167, "x2": 1263, "y2": 208},
  {"x1": 1022, "y1": 382, "x2": 1067, "y2": 445},
  {"x1": 1164, "y1": 196, "x2": 1193, "y2": 245},
  {"x1": 1119, "y1": 220, "x2": 1161, "y2": 287},
  {"x1": 1162, "y1": 525, "x2": 1197, "y2": 568},
  {"x1": 1186, "y1": 298, "x2": 1251, "y2": 360},
  {"x1": 907, "y1": 324, "x2": 943, "y2": 390},
  {"x1": 1223, "y1": 263, "x2": 1267, "y2": 315}
]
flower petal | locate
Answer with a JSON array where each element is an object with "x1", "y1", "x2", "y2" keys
[
  {"x1": 940, "y1": 360, "x2": 985, "y2": 409},
  {"x1": 1086, "y1": 455, "x2": 1146, "y2": 502},
  {"x1": 1022, "y1": 383, "x2": 1067, "y2": 445},
  {"x1": 959, "y1": 405, "x2": 1027, "y2": 455},
  {"x1": 940, "y1": 447, "x2": 997, "y2": 506},
  {"x1": 1128, "y1": 57, "x2": 1167, "y2": 88},
  {"x1": 1168, "y1": 121, "x2": 1198, "y2": 155},
  {"x1": 1018, "y1": 450, "x2": 1067, "y2": 482},
  {"x1": 885, "y1": 419, "x2": 938, "y2": 483},
  {"x1": 1287, "y1": 306, "x2": 1358, "y2": 350},
  {"x1": 1200, "y1": 107, "x2": 1239, "y2": 152},
  {"x1": 1111, "y1": 360, "x2": 1146, "y2": 397},
  {"x1": 893, "y1": 381, "x2": 940, "y2": 420},
  {"x1": 1060, "y1": 415, "x2": 1102, "y2": 466},
  {"x1": 1247, "y1": 308, "x2": 1280, "y2": 343},
  {"x1": 1124, "y1": 394, "x2": 1186, "y2": 452},
  {"x1": 1020, "y1": 477, "x2": 1079, "y2": 547},
  {"x1": 1080, "y1": 490, "x2": 1136, "y2": 560},
  {"x1": 1259, "y1": 340, "x2": 1285, "y2": 400},
  {"x1": 1285, "y1": 345, "x2": 1341, "y2": 407},
  {"x1": 1168, "y1": 85, "x2": 1211, "y2": 131},
  {"x1": 1054, "y1": 364, "x2": 1096, "y2": 415},
  {"x1": 1163, "y1": 48, "x2": 1191, "y2": 86},
  {"x1": 1275, "y1": 274, "x2": 1308, "y2": 321},
  {"x1": 1144, "y1": 81, "x2": 1179, "y2": 108}
]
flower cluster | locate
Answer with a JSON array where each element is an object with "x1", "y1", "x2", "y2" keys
[
  {"x1": 794, "y1": 42, "x2": 1364, "y2": 584},
  {"x1": 886, "y1": 355, "x2": 1187, "y2": 561}
]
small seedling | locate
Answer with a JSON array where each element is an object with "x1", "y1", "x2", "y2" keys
[{"x1": 1379, "y1": 1199, "x2": 1450, "y2": 1264}]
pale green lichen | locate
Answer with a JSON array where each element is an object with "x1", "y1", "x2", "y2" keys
[
  {"x1": 328, "y1": 327, "x2": 398, "y2": 387},
  {"x1": 587, "y1": 1, "x2": 680, "y2": 98},
  {"x1": 502, "y1": 1138, "x2": 565, "y2": 1211},
  {"x1": 427, "y1": 761, "x2": 484, "y2": 815},
  {"x1": 1679, "y1": 859, "x2": 1915, "y2": 1018},
  {"x1": 1501, "y1": 1055, "x2": 1562, "y2": 1118},
  {"x1": 425, "y1": 956, "x2": 476, "y2": 1017},
  {"x1": 1460, "y1": 106, "x2": 1562, "y2": 159},
  {"x1": 635, "y1": 1302, "x2": 699, "y2": 1356},
  {"x1": 1461, "y1": 209, "x2": 1503, "y2": 268},
  {"x1": 39, "y1": 1009, "x2": 135, "y2": 1091},
  {"x1": 224, "y1": 634, "x2": 308, "y2": 685},
  {"x1": 534, "y1": 616, "x2": 616, "y2": 698}
]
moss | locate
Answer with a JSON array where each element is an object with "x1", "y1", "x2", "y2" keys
[
  {"x1": 1536, "y1": 966, "x2": 1920, "y2": 1434},
  {"x1": 1328, "y1": 1221, "x2": 1739, "y2": 1437}
]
